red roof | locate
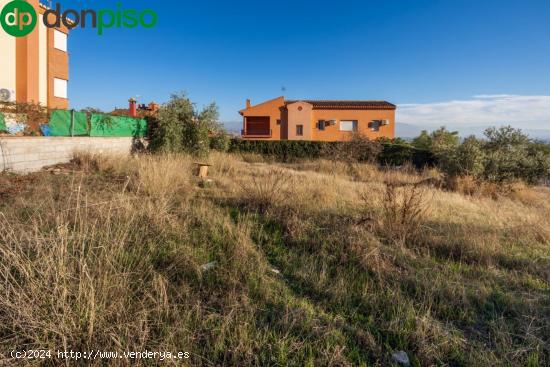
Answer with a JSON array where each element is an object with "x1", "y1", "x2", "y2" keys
[{"x1": 285, "y1": 100, "x2": 396, "y2": 110}]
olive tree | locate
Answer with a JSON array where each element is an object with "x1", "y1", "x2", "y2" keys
[
  {"x1": 150, "y1": 93, "x2": 226, "y2": 157},
  {"x1": 483, "y1": 126, "x2": 550, "y2": 184},
  {"x1": 438, "y1": 136, "x2": 485, "y2": 178}
]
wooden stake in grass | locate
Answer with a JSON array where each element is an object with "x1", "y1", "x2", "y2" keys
[{"x1": 195, "y1": 162, "x2": 211, "y2": 178}]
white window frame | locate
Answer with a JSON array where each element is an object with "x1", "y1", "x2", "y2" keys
[
  {"x1": 340, "y1": 120, "x2": 357, "y2": 132},
  {"x1": 54, "y1": 78, "x2": 68, "y2": 99},
  {"x1": 54, "y1": 30, "x2": 67, "y2": 52}
]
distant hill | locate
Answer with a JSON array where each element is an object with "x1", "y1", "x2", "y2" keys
[{"x1": 223, "y1": 121, "x2": 242, "y2": 135}]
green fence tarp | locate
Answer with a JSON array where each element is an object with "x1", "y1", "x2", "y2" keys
[
  {"x1": 49, "y1": 110, "x2": 88, "y2": 136},
  {"x1": 47, "y1": 110, "x2": 148, "y2": 137},
  {"x1": 0, "y1": 112, "x2": 6, "y2": 132},
  {"x1": 89, "y1": 114, "x2": 147, "y2": 137}
]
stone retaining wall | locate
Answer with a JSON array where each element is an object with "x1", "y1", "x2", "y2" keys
[{"x1": 0, "y1": 137, "x2": 140, "y2": 173}]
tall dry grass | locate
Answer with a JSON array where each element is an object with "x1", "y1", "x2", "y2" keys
[
  {"x1": 0, "y1": 152, "x2": 548, "y2": 366},
  {"x1": 377, "y1": 180, "x2": 430, "y2": 246}
]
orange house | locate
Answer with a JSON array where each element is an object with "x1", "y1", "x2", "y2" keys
[
  {"x1": 239, "y1": 97, "x2": 396, "y2": 141},
  {"x1": 0, "y1": 0, "x2": 70, "y2": 109}
]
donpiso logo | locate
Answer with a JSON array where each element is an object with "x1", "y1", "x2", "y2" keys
[
  {"x1": 0, "y1": 0, "x2": 37, "y2": 37},
  {"x1": 1, "y1": 0, "x2": 157, "y2": 37}
]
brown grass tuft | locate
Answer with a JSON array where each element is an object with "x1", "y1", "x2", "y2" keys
[
  {"x1": 239, "y1": 167, "x2": 292, "y2": 213},
  {"x1": 378, "y1": 179, "x2": 430, "y2": 246}
]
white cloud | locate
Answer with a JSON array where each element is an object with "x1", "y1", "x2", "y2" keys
[{"x1": 397, "y1": 95, "x2": 550, "y2": 130}]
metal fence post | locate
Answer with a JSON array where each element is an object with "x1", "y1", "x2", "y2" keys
[{"x1": 70, "y1": 109, "x2": 75, "y2": 137}]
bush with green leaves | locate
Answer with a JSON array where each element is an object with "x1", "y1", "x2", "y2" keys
[
  {"x1": 228, "y1": 138, "x2": 435, "y2": 167},
  {"x1": 377, "y1": 137, "x2": 437, "y2": 167},
  {"x1": 482, "y1": 126, "x2": 550, "y2": 184},
  {"x1": 411, "y1": 130, "x2": 431, "y2": 150},
  {"x1": 149, "y1": 93, "x2": 226, "y2": 157},
  {"x1": 229, "y1": 139, "x2": 327, "y2": 161},
  {"x1": 322, "y1": 133, "x2": 382, "y2": 163},
  {"x1": 210, "y1": 133, "x2": 231, "y2": 152},
  {"x1": 408, "y1": 128, "x2": 464, "y2": 170},
  {"x1": 431, "y1": 126, "x2": 550, "y2": 184},
  {"x1": 437, "y1": 135, "x2": 485, "y2": 178},
  {"x1": 149, "y1": 93, "x2": 191, "y2": 153},
  {"x1": 412, "y1": 127, "x2": 460, "y2": 153}
]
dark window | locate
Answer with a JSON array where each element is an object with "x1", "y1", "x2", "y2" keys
[
  {"x1": 296, "y1": 125, "x2": 303, "y2": 136},
  {"x1": 368, "y1": 120, "x2": 381, "y2": 131},
  {"x1": 317, "y1": 120, "x2": 325, "y2": 131}
]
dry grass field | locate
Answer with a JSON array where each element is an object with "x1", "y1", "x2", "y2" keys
[{"x1": 0, "y1": 153, "x2": 549, "y2": 366}]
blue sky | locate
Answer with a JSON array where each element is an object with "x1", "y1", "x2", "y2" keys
[{"x1": 62, "y1": 0, "x2": 550, "y2": 134}]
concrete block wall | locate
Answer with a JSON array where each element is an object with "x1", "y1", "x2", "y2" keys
[{"x1": 0, "y1": 137, "x2": 138, "y2": 173}]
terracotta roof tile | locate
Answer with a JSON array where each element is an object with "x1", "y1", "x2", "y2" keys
[{"x1": 285, "y1": 100, "x2": 396, "y2": 110}]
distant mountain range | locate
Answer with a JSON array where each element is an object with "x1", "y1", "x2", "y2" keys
[{"x1": 223, "y1": 121, "x2": 242, "y2": 134}]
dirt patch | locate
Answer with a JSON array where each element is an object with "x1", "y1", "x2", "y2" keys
[
  {"x1": 0, "y1": 174, "x2": 38, "y2": 201},
  {"x1": 42, "y1": 161, "x2": 82, "y2": 175}
]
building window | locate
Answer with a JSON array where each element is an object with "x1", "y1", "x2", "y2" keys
[
  {"x1": 54, "y1": 78, "x2": 68, "y2": 99},
  {"x1": 369, "y1": 120, "x2": 389, "y2": 131},
  {"x1": 317, "y1": 120, "x2": 325, "y2": 131},
  {"x1": 296, "y1": 125, "x2": 303, "y2": 136},
  {"x1": 54, "y1": 30, "x2": 67, "y2": 52},
  {"x1": 340, "y1": 120, "x2": 358, "y2": 132}
]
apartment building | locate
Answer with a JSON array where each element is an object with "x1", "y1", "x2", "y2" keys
[
  {"x1": 239, "y1": 97, "x2": 396, "y2": 141},
  {"x1": 0, "y1": 0, "x2": 70, "y2": 109}
]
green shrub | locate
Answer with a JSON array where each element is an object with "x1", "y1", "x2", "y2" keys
[
  {"x1": 322, "y1": 133, "x2": 382, "y2": 163},
  {"x1": 378, "y1": 140, "x2": 436, "y2": 167},
  {"x1": 229, "y1": 139, "x2": 328, "y2": 161},
  {"x1": 412, "y1": 127, "x2": 460, "y2": 153},
  {"x1": 149, "y1": 94, "x2": 191, "y2": 153},
  {"x1": 210, "y1": 133, "x2": 231, "y2": 152},
  {"x1": 149, "y1": 94, "x2": 226, "y2": 158},
  {"x1": 437, "y1": 136, "x2": 485, "y2": 178},
  {"x1": 228, "y1": 138, "x2": 435, "y2": 167},
  {"x1": 378, "y1": 142, "x2": 414, "y2": 166},
  {"x1": 433, "y1": 126, "x2": 550, "y2": 185},
  {"x1": 411, "y1": 130, "x2": 432, "y2": 150},
  {"x1": 482, "y1": 126, "x2": 550, "y2": 184}
]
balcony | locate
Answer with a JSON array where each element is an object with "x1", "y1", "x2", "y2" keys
[{"x1": 241, "y1": 129, "x2": 272, "y2": 138}]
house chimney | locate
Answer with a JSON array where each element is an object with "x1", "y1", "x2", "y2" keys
[
  {"x1": 246, "y1": 99, "x2": 251, "y2": 108},
  {"x1": 128, "y1": 98, "x2": 137, "y2": 117}
]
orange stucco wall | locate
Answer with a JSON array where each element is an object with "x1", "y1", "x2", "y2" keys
[
  {"x1": 287, "y1": 101, "x2": 313, "y2": 140},
  {"x1": 240, "y1": 97, "x2": 396, "y2": 141},
  {"x1": 311, "y1": 109, "x2": 395, "y2": 141},
  {"x1": 240, "y1": 97, "x2": 285, "y2": 140},
  {"x1": 16, "y1": 1, "x2": 40, "y2": 105},
  {"x1": 14, "y1": 1, "x2": 69, "y2": 109}
]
